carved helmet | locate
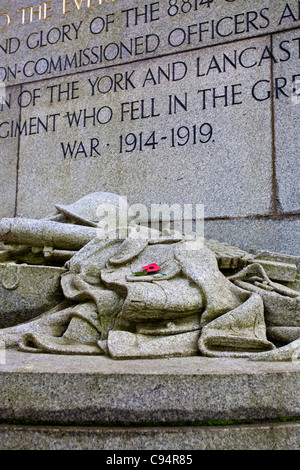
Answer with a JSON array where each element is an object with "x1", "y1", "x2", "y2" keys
[{"x1": 55, "y1": 192, "x2": 129, "y2": 227}]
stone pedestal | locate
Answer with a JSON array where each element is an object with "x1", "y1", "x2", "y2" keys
[{"x1": 0, "y1": 350, "x2": 299, "y2": 450}]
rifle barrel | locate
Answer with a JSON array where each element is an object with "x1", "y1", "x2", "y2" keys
[{"x1": 0, "y1": 218, "x2": 98, "y2": 250}]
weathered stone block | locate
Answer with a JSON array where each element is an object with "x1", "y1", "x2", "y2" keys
[
  {"x1": 0, "y1": 85, "x2": 20, "y2": 219},
  {"x1": 1, "y1": 0, "x2": 300, "y2": 85},
  {"x1": 13, "y1": 36, "x2": 274, "y2": 219},
  {"x1": 0, "y1": 422, "x2": 300, "y2": 450},
  {"x1": 0, "y1": 351, "x2": 300, "y2": 424},
  {"x1": 204, "y1": 216, "x2": 300, "y2": 256},
  {"x1": 273, "y1": 29, "x2": 300, "y2": 214}
]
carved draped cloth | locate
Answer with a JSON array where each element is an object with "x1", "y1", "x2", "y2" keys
[{"x1": 3, "y1": 227, "x2": 300, "y2": 360}]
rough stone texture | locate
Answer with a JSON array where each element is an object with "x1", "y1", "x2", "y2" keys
[
  {"x1": 1, "y1": 0, "x2": 299, "y2": 85},
  {"x1": 273, "y1": 29, "x2": 300, "y2": 214},
  {"x1": 0, "y1": 85, "x2": 20, "y2": 219},
  {"x1": 2, "y1": 214, "x2": 297, "y2": 360},
  {"x1": 15, "y1": 36, "x2": 273, "y2": 220},
  {"x1": 0, "y1": 350, "x2": 300, "y2": 424},
  {"x1": 0, "y1": 264, "x2": 66, "y2": 328},
  {"x1": 1, "y1": 350, "x2": 300, "y2": 450},
  {"x1": 0, "y1": 422, "x2": 300, "y2": 450},
  {"x1": 107, "y1": 330, "x2": 200, "y2": 359},
  {"x1": 0, "y1": 218, "x2": 98, "y2": 249},
  {"x1": 204, "y1": 216, "x2": 300, "y2": 256}
]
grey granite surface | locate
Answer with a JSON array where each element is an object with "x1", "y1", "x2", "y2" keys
[{"x1": 0, "y1": 350, "x2": 299, "y2": 424}]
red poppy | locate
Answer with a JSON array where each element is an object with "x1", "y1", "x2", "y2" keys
[{"x1": 142, "y1": 263, "x2": 161, "y2": 273}]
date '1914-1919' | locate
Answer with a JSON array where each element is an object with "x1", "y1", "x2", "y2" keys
[{"x1": 119, "y1": 123, "x2": 213, "y2": 153}]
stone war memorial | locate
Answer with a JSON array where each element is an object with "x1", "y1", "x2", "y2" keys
[{"x1": 0, "y1": 0, "x2": 300, "y2": 452}]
